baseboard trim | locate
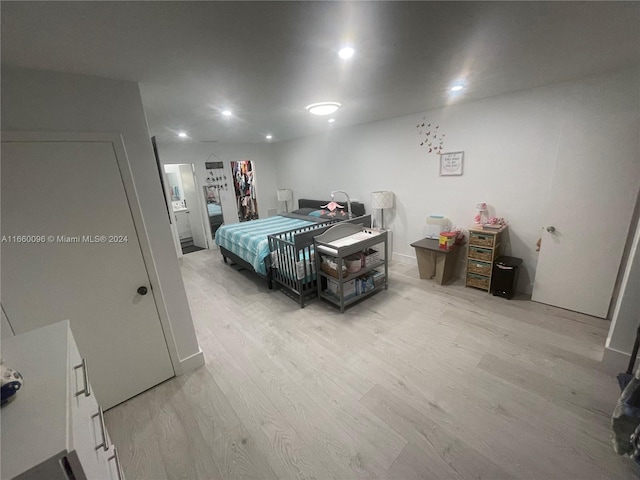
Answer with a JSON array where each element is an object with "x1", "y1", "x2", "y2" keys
[
  {"x1": 602, "y1": 346, "x2": 631, "y2": 375},
  {"x1": 393, "y1": 252, "x2": 416, "y2": 265},
  {"x1": 178, "y1": 349, "x2": 205, "y2": 374}
]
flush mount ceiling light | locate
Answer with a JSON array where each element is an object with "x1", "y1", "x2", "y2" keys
[
  {"x1": 265, "y1": 134, "x2": 273, "y2": 140},
  {"x1": 178, "y1": 131, "x2": 188, "y2": 138},
  {"x1": 338, "y1": 47, "x2": 355, "y2": 59},
  {"x1": 305, "y1": 102, "x2": 342, "y2": 116},
  {"x1": 450, "y1": 84, "x2": 464, "y2": 92},
  {"x1": 222, "y1": 110, "x2": 232, "y2": 116},
  {"x1": 328, "y1": 118, "x2": 336, "y2": 123}
]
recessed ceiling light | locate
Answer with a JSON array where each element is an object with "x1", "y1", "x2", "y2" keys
[
  {"x1": 338, "y1": 47, "x2": 355, "y2": 59},
  {"x1": 222, "y1": 110, "x2": 232, "y2": 116},
  {"x1": 178, "y1": 131, "x2": 188, "y2": 138},
  {"x1": 306, "y1": 102, "x2": 342, "y2": 116},
  {"x1": 328, "y1": 118, "x2": 336, "y2": 123},
  {"x1": 450, "y1": 85, "x2": 464, "y2": 92},
  {"x1": 266, "y1": 134, "x2": 273, "y2": 140}
]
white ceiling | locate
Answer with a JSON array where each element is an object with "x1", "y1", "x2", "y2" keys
[{"x1": 2, "y1": 1, "x2": 639, "y2": 144}]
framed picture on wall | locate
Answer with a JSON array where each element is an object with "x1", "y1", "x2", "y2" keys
[{"x1": 439, "y1": 151, "x2": 464, "y2": 176}]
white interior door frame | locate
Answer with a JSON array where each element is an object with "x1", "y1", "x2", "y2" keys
[
  {"x1": 1, "y1": 131, "x2": 183, "y2": 375},
  {"x1": 160, "y1": 167, "x2": 183, "y2": 258}
]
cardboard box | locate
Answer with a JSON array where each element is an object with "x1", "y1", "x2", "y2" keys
[{"x1": 326, "y1": 278, "x2": 356, "y2": 298}]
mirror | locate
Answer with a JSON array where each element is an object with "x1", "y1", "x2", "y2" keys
[
  {"x1": 203, "y1": 185, "x2": 224, "y2": 238},
  {"x1": 166, "y1": 171, "x2": 181, "y2": 201}
]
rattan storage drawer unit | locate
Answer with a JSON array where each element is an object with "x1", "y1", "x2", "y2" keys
[
  {"x1": 469, "y1": 231, "x2": 495, "y2": 247},
  {"x1": 465, "y1": 225, "x2": 507, "y2": 292},
  {"x1": 468, "y1": 259, "x2": 492, "y2": 276},
  {"x1": 468, "y1": 246, "x2": 493, "y2": 262},
  {"x1": 467, "y1": 273, "x2": 491, "y2": 290}
]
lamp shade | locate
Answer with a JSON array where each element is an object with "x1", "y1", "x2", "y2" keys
[
  {"x1": 475, "y1": 202, "x2": 488, "y2": 211},
  {"x1": 371, "y1": 191, "x2": 394, "y2": 210},
  {"x1": 277, "y1": 189, "x2": 293, "y2": 202}
]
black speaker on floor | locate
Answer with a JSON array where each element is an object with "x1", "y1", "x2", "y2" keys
[{"x1": 491, "y1": 256, "x2": 522, "y2": 299}]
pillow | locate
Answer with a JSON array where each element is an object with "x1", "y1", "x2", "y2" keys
[
  {"x1": 308, "y1": 210, "x2": 322, "y2": 217},
  {"x1": 291, "y1": 207, "x2": 321, "y2": 216}
]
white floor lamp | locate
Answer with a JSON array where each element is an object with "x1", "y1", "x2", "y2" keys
[
  {"x1": 277, "y1": 189, "x2": 293, "y2": 212},
  {"x1": 371, "y1": 191, "x2": 394, "y2": 229}
]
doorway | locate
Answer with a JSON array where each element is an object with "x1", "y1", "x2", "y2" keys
[
  {"x1": 164, "y1": 163, "x2": 209, "y2": 254},
  {"x1": 532, "y1": 113, "x2": 639, "y2": 318},
  {"x1": 231, "y1": 160, "x2": 259, "y2": 222},
  {"x1": 1, "y1": 132, "x2": 175, "y2": 409}
]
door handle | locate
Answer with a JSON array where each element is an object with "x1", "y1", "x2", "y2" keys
[
  {"x1": 108, "y1": 447, "x2": 124, "y2": 480},
  {"x1": 74, "y1": 358, "x2": 91, "y2": 397},
  {"x1": 92, "y1": 406, "x2": 109, "y2": 451},
  {"x1": 137, "y1": 286, "x2": 148, "y2": 295},
  {"x1": 546, "y1": 226, "x2": 556, "y2": 233}
]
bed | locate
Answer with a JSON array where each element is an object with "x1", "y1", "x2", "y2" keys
[{"x1": 214, "y1": 199, "x2": 369, "y2": 303}]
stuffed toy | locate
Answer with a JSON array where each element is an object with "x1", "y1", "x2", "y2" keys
[{"x1": 320, "y1": 201, "x2": 345, "y2": 217}]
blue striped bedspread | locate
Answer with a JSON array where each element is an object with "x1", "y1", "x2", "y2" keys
[{"x1": 215, "y1": 216, "x2": 315, "y2": 275}]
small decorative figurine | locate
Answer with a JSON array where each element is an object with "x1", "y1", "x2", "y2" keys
[{"x1": 474, "y1": 202, "x2": 488, "y2": 224}]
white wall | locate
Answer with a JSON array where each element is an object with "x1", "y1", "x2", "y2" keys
[
  {"x1": 154, "y1": 142, "x2": 278, "y2": 233},
  {"x1": 273, "y1": 67, "x2": 640, "y2": 294},
  {"x1": 1, "y1": 67, "x2": 202, "y2": 370}
]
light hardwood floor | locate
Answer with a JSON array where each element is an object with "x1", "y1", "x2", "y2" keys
[{"x1": 104, "y1": 248, "x2": 640, "y2": 479}]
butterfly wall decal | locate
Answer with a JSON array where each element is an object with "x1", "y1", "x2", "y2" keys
[{"x1": 415, "y1": 118, "x2": 446, "y2": 154}]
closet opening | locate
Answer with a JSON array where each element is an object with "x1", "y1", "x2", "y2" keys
[{"x1": 231, "y1": 160, "x2": 259, "y2": 222}]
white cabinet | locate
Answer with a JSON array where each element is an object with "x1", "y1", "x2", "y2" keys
[
  {"x1": 1, "y1": 321, "x2": 123, "y2": 480},
  {"x1": 174, "y1": 209, "x2": 192, "y2": 240}
]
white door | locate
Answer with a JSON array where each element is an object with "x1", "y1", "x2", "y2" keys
[
  {"x1": 179, "y1": 163, "x2": 208, "y2": 249},
  {"x1": 1, "y1": 135, "x2": 175, "y2": 409},
  {"x1": 532, "y1": 113, "x2": 640, "y2": 318}
]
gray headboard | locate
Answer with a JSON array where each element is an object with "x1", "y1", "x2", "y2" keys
[{"x1": 297, "y1": 198, "x2": 366, "y2": 217}]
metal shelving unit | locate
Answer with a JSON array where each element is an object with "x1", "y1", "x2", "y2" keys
[{"x1": 314, "y1": 222, "x2": 388, "y2": 313}]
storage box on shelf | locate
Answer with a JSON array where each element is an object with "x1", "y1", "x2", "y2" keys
[
  {"x1": 362, "y1": 248, "x2": 380, "y2": 267},
  {"x1": 465, "y1": 225, "x2": 507, "y2": 292},
  {"x1": 315, "y1": 223, "x2": 388, "y2": 313},
  {"x1": 467, "y1": 259, "x2": 492, "y2": 276},
  {"x1": 326, "y1": 278, "x2": 357, "y2": 298}
]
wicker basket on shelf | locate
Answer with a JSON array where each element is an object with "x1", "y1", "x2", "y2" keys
[
  {"x1": 466, "y1": 274, "x2": 490, "y2": 290},
  {"x1": 467, "y1": 260, "x2": 492, "y2": 276},
  {"x1": 469, "y1": 232, "x2": 494, "y2": 247},
  {"x1": 321, "y1": 263, "x2": 346, "y2": 278},
  {"x1": 468, "y1": 246, "x2": 492, "y2": 262}
]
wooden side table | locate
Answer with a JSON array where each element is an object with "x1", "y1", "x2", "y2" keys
[{"x1": 410, "y1": 238, "x2": 460, "y2": 285}]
